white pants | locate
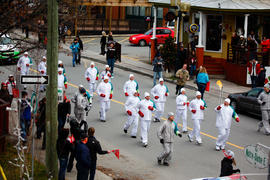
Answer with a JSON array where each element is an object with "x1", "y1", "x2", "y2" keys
[
  {"x1": 216, "y1": 127, "x2": 230, "y2": 148},
  {"x1": 158, "y1": 143, "x2": 173, "y2": 163},
  {"x1": 155, "y1": 102, "x2": 165, "y2": 120},
  {"x1": 123, "y1": 114, "x2": 139, "y2": 136},
  {"x1": 140, "y1": 120, "x2": 151, "y2": 144},
  {"x1": 175, "y1": 109, "x2": 187, "y2": 131},
  {"x1": 88, "y1": 83, "x2": 96, "y2": 97},
  {"x1": 100, "y1": 101, "x2": 110, "y2": 121},
  {"x1": 189, "y1": 119, "x2": 202, "y2": 143},
  {"x1": 261, "y1": 110, "x2": 270, "y2": 134}
]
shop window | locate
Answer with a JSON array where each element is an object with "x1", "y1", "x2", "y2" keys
[
  {"x1": 157, "y1": 8, "x2": 163, "y2": 19},
  {"x1": 263, "y1": 16, "x2": 270, "y2": 38},
  {"x1": 206, "y1": 15, "x2": 222, "y2": 51},
  {"x1": 126, "y1": 7, "x2": 133, "y2": 15},
  {"x1": 133, "y1": 7, "x2": 139, "y2": 16},
  {"x1": 140, "y1": 7, "x2": 145, "y2": 16}
]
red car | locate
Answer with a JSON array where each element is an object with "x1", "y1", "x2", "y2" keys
[{"x1": 129, "y1": 27, "x2": 175, "y2": 46}]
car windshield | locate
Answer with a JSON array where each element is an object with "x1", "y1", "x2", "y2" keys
[
  {"x1": 247, "y1": 88, "x2": 262, "y2": 97},
  {"x1": 0, "y1": 37, "x2": 13, "y2": 45},
  {"x1": 144, "y1": 29, "x2": 153, "y2": 35}
]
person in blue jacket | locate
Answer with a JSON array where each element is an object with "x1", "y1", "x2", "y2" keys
[
  {"x1": 70, "y1": 39, "x2": 80, "y2": 67},
  {"x1": 196, "y1": 66, "x2": 209, "y2": 99}
]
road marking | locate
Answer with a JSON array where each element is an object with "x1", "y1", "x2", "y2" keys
[
  {"x1": 122, "y1": 55, "x2": 140, "y2": 62},
  {"x1": 118, "y1": 37, "x2": 129, "y2": 43},
  {"x1": 84, "y1": 38, "x2": 96, "y2": 44}
]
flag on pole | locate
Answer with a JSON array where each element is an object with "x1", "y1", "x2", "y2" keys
[
  {"x1": 216, "y1": 80, "x2": 223, "y2": 90},
  {"x1": 111, "y1": 149, "x2": 120, "y2": 159}
]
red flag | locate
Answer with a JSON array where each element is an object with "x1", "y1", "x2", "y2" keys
[{"x1": 111, "y1": 149, "x2": 120, "y2": 159}]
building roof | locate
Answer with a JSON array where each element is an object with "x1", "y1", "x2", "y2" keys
[{"x1": 148, "y1": 0, "x2": 270, "y2": 10}]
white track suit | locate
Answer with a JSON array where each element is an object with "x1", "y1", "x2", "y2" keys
[
  {"x1": 123, "y1": 80, "x2": 139, "y2": 100},
  {"x1": 85, "y1": 66, "x2": 99, "y2": 97},
  {"x1": 151, "y1": 84, "x2": 169, "y2": 120},
  {"x1": 188, "y1": 98, "x2": 206, "y2": 143},
  {"x1": 96, "y1": 81, "x2": 113, "y2": 121},
  {"x1": 137, "y1": 99, "x2": 155, "y2": 144},
  {"x1": 175, "y1": 94, "x2": 188, "y2": 132},
  {"x1": 38, "y1": 61, "x2": 47, "y2": 91},
  {"x1": 124, "y1": 95, "x2": 141, "y2": 136},
  {"x1": 101, "y1": 71, "x2": 112, "y2": 81},
  {"x1": 17, "y1": 56, "x2": 31, "y2": 75},
  {"x1": 215, "y1": 104, "x2": 239, "y2": 149}
]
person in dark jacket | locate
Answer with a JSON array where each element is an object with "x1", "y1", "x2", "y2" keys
[
  {"x1": 57, "y1": 128, "x2": 74, "y2": 180},
  {"x1": 175, "y1": 46, "x2": 187, "y2": 74},
  {"x1": 152, "y1": 55, "x2": 163, "y2": 86},
  {"x1": 220, "y1": 150, "x2": 240, "y2": 177},
  {"x1": 231, "y1": 32, "x2": 239, "y2": 62},
  {"x1": 86, "y1": 127, "x2": 110, "y2": 180},
  {"x1": 77, "y1": 36, "x2": 83, "y2": 65},
  {"x1": 0, "y1": 82, "x2": 11, "y2": 104},
  {"x1": 37, "y1": 97, "x2": 46, "y2": 149},
  {"x1": 76, "y1": 134, "x2": 91, "y2": 180},
  {"x1": 188, "y1": 50, "x2": 197, "y2": 79},
  {"x1": 107, "y1": 42, "x2": 116, "y2": 77},
  {"x1": 256, "y1": 65, "x2": 266, "y2": 87},
  {"x1": 20, "y1": 91, "x2": 31, "y2": 142},
  {"x1": 100, "y1": 31, "x2": 107, "y2": 55},
  {"x1": 108, "y1": 31, "x2": 113, "y2": 42},
  {"x1": 58, "y1": 93, "x2": 71, "y2": 134}
]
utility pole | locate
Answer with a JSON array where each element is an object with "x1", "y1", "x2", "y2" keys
[{"x1": 46, "y1": 0, "x2": 58, "y2": 178}]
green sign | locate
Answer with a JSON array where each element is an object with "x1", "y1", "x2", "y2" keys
[
  {"x1": 244, "y1": 145, "x2": 268, "y2": 169},
  {"x1": 58, "y1": 88, "x2": 63, "y2": 103}
]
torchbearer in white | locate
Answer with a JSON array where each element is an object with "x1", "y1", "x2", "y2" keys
[
  {"x1": 17, "y1": 52, "x2": 32, "y2": 75},
  {"x1": 85, "y1": 62, "x2": 99, "y2": 97},
  {"x1": 101, "y1": 65, "x2": 112, "y2": 81},
  {"x1": 188, "y1": 91, "x2": 207, "y2": 145},
  {"x1": 151, "y1": 78, "x2": 169, "y2": 122},
  {"x1": 215, "y1": 98, "x2": 240, "y2": 151},
  {"x1": 123, "y1": 90, "x2": 141, "y2": 138},
  {"x1": 96, "y1": 76, "x2": 113, "y2": 122},
  {"x1": 58, "y1": 68, "x2": 67, "y2": 89},
  {"x1": 175, "y1": 88, "x2": 189, "y2": 133},
  {"x1": 137, "y1": 92, "x2": 156, "y2": 147},
  {"x1": 38, "y1": 56, "x2": 47, "y2": 92},
  {"x1": 123, "y1": 74, "x2": 139, "y2": 101}
]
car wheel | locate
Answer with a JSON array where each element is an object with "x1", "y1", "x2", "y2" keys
[
  {"x1": 230, "y1": 100, "x2": 238, "y2": 111},
  {"x1": 139, "y1": 40, "x2": 146, "y2": 46}
]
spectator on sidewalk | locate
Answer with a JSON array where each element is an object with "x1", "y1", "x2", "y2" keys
[
  {"x1": 100, "y1": 31, "x2": 107, "y2": 55},
  {"x1": 247, "y1": 35, "x2": 257, "y2": 60},
  {"x1": 256, "y1": 65, "x2": 266, "y2": 87},
  {"x1": 37, "y1": 97, "x2": 46, "y2": 149},
  {"x1": 247, "y1": 59, "x2": 261, "y2": 88},
  {"x1": 237, "y1": 35, "x2": 246, "y2": 64},
  {"x1": 77, "y1": 35, "x2": 83, "y2": 65},
  {"x1": 107, "y1": 42, "x2": 116, "y2": 78},
  {"x1": 261, "y1": 36, "x2": 270, "y2": 66},
  {"x1": 87, "y1": 127, "x2": 110, "y2": 180},
  {"x1": 152, "y1": 55, "x2": 163, "y2": 86},
  {"x1": 231, "y1": 32, "x2": 239, "y2": 62},
  {"x1": 190, "y1": 35, "x2": 198, "y2": 51},
  {"x1": 58, "y1": 92, "x2": 71, "y2": 134},
  {"x1": 108, "y1": 31, "x2": 113, "y2": 42},
  {"x1": 175, "y1": 64, "x2": 189, "y2": 95},
  {"x1": 0, "y1": 82, "x2": 11, "y2": 104},
  {"x1": 6, "y1": 74, "x2": 16, "y2": 100},
  {"x1": 20, "y1": 91, "x2": 31, "y2": 142},
  {"x1": 196, "y1": 67, "x2": 209, "y2": 99},
  {"x1": 175, "y1": 46, "x2": 187, "y2": 73},
  {"x1": 70, "y1": 39, "x2": 79, "y2": 67},
  {"x1": 220, "y1": 150, "x2": 240, "y2": 177},
  {"x1": 188, "y1": 50, "x2": 197, "y2": 79}
]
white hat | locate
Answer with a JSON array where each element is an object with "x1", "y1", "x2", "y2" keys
[
  {"x1": 131, "y1": 90, "x2": 137, "y2": 95},
  {"x1": 42, "y1": 56, "x2": 46, "y2": 59},
  {"x1": 240, "y1": 35, "x2": 244, "y2": 38},
  {"x1": 9, "y1": 74, "x2": 14, "y2": 77},
  {"x1": 226, "y1": 150, "x2": 234, "y2": 159},
  {"x1": 79, "y1": 84, "x2": 84, "y2": 88},
  {"x1": 104, "y1": 76, "x2": 109, "y2": 80},
  {"x1": 168, "y1": 112, "x2": 174, "y2": 118},
  {"x1": 144, "y1": 92, "x2": 150, "y2": 97},
  {"x1": 58, "y1": 60, "x2": 63, "y2": 64},
  {"x1": 129, "y1": 74, "x2": 134, "y2": 78},
  {"x1": 159, "y1": 78, "x2": 164, "y2": 82},
  {"x1": 105, "y1": 65, "x2": 109, "y2": 68},
  {"x1": 58, "y1": 68, "x2": 63, "y2": 72},
  {"x1": 24, "y1": 52, "x2": 28, "y2": 55},
  {"x1": 196, "y1": 91, "x2": 201, "y2": 96},
  {"x1": 90, "y1": 62, "x2": 95, "y2": 66},
  {"x1": 180, "y1": 88, "x2": 186, "y2": 92},
  {"x1": 264, "y1": 83, "x2": 270, "y2": 89},
  {"x1": 225, "y1": 98, "x2": 231, "y2": 104}
]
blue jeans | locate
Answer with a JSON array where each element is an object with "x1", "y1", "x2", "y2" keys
[
  {"x1": 20, "y1": 118, "x2": 30, "y2": 140},
  {"x1": 250, "y1": 75, "x2": 257, "y2": 89},
  {"x1": 72, "y1": 52, "x2": 78, "y2": 67},
  {"x1": 107, "y1": 58, "x2": 115, "y2": 74},
  {"x1": 190, "y1": 65, "x2": 196, "y2": 76},
  {"x1": 153, "y1": 71, "x2": 162, "y2": 86},
  {"x1": 197, "y1": 83, "x2": 206, "y2": 99},
  {"x1": 89, "y1": 160, "x2": 97, "y2": 180},
  {"x1": 58, "y1": 158, "x2": 68, "y2": 180}
]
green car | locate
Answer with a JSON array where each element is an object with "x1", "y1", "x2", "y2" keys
[{"x1": 0, "y1": 34, "x2": 20, "y2": 65}]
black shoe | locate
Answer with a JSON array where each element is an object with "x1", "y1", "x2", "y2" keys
[
  {"x1": 131, "y1": 136, "x2": 136, "y2": 138},
  {"x1": 100, "y1": 120, "x2": 106, "y2": 122},
  {"x1": 182, "y1": 131, "x2": 188, "y2": 134},
  {"x1": 124, "y1": 129, "x2": 127, "y2": 134},
  {"x1": 163, "y1": 162, "x2": 169, "y2": 166},
  {"x1": 143, "y1": 143, "x2": 148, "y2": 147},
  {"x1": 157, "y1": 159, "x2": 162, "y2": 165}
]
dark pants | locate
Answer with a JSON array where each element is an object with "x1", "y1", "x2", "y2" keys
[
  {"x1": 176, "y1": 85, "x2": 184, "y2": 95},
  {"x1": 107, "y1": 58, "x2": 115, "y2": 74},
  {"x1": 76, "y1": 163, "x2": 89, "y2": 180},
  {"x1": 197, "y1": 83, "x2": 206, "y2": 99},
  {"x1": 101, "y1": 44, "x2": 106, "y2": 55},
  {"x1": 67, "y1": 150, "x2": 75, "y2": 172},
  {"x1": 77, "y1": 50, "x2": 81, "y2": 64},
  {"x1": 89, "y1": 160, "x2": 97, "y2": 180},
  {"x1": 58, "y1": 157, "x2": 68, "y2": 180},
  {"x1": 58, "y1": 116, "x2": 66, "y2": 134},
  {"x1": 250, "y1": 75, "x2": 257, "y2": 89},
  {"x1": 190, "y1": 65, "x2": 196, "y2": 77}
]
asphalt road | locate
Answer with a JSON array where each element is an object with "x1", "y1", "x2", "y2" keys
[{"x1": 57, "y1": 50, "x2": 269, "y2": 180}]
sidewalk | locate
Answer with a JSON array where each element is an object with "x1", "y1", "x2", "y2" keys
[{"x1": 62, "y1": 43, "x2": 250, "y2": 98}]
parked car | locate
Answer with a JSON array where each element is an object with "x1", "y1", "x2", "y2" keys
[
  {"x1": 0, "y1": 34, "x2": 20, "y2": 65},
  {"x1": 228, "y1": 87, "x2": 263, "y2": 117},
  {"x1": 129, "y1": 27, "x2": 174, "y2": 46}
]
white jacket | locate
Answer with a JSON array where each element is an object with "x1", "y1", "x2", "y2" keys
[
  {"x1": 189, "y1": 98, "x2": 206, "y2": 120},
  {"x1": 96, "y1": 81, "x2": 113, "y2": 102},
  {"x1": 137, "y1": 99, "x2": 155, "y2": 121},
  {"x1": 85, "y1": 67, "x2": 99, "y2": 84},
  {"x1": 58, "y1": 74, "x2": 65, "y2": 88},
  {"x1": 176, "y1": 94, "x2": 188, "y2": 110},
  {"x1": 151, "y1": 84, "x2": 169, "y2": 103},
  {"x1": 101, "y1": 71, "x2": 111, "y2": 81},
  {"x1": 38, "y1": 61, "x2": 47, "y2": 75},
  {"x1": 123, "y1": 80, "x2": 139, "y2": 96},
  {"x1": 215, "y1": 104, "x2": 238, "y2": 129},
  {"x1": 17, "y1": 56, "x2": 31, "y2": 75},
  {"x1": 125, "y1": 95, "x2": 140, "y2": 115}
]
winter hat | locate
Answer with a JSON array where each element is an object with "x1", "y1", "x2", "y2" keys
[
  {"x1": 105, "y1": 65, "x2": 109, "y2": 68},
  {"x1": 224, "y1": 150, "x2": 234, "y2": 159},
  {"x1": 129, "y1": 74, "x2": 134, "y2": 78},
  {"x1": 240, "y1": 35, "x2": 244, "y2": 38},
  {"x1": 58, "y1": 68, "x2": 63, "y2": 72},
  {"x1": 264, "y1": 83, "x2": 270, "y2": 89},
  {"x1": 168, "y1": 112, "x2": 174, "y2": 118},
  {"x1": 131, "y1": 90, "x2": 137, "y2": 96},
  {"x1": 180, "y1": 88, "x2": 186, "y2": 92},
  {"x1": 42, "y1": 56, "x2": 46, "y2": 59},
  {"x1": 9, "y1": 74, "x2": 13, "y2": 77},
  {"x1": 196, "y1": 91, "x2": 201, "y2": 96},
  {"x1": 58, "y1": 60, "x2": 63, "y2": 64},
  {"x1": 24, "y1": 52, "x2": 28, "y2": 55},
  {"x1": 79, "y1": 84, "x2": 84, "y2": 88},
  {"x1": 104, "y1": 76, "x2": 109, "y2": 80},
  {"x1": 224, "y1": 98, "x2": 231, "y2": 104},
  {"x1": 159, "y1": 78, "x2": 164, "y2": 82},
  {"x1": 90, "y1": 62, "x2": 95, "y2": 66},
  {"x1": 144, "y1": 92, "x2": 150, "y2": 97}
]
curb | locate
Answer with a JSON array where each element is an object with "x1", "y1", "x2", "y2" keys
[{"x1": 67, "y1": 34, "x2": 133, "y2": 39}]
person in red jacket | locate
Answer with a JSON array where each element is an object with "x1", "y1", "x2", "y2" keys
[
  {"x1": 247, "y1": 59, "x2": 261, "y2": 88},
  {"x1": 261, "y1": 36, "x2": 270, "y2": 66}
]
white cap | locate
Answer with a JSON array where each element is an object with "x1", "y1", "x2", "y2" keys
[
  {"x1": 180, "y1": 88, "x2": 186, "y2": 92},
  {"x1": 129, "y1": 74, "x2": 134, "y2": 78},
  {"x1": 105, "y1": 65, "x2": 109, "y2": 68},
  {"x1": 264, "y1": 83, "x2": 270, "y2": 89},
  {"x1": 168, "y1": 112, "x2": 174, "y2": 118},
  {"x1": 131, "y1": 90, "x2": 137, "y2": 96},
  {"x1": 58, "y1": 68, "x2": 63, "y2": 72},
  {"x1": 90, "y1": 62, "x2": 95, "y2": 66},
  {"x1": 196, "y1": 91, "x2": 201, "y2": 96},
  {"x1": 225, "y1": 98, "x2": 231, "y2": 104},
  {"x1": 24, "y1": 52, "x2": 28, "y2": 55},
  {"x1": 42, "y1": 56, "x2": 46, "y2": 59},
  {"x1": 240, "y1": 35, "x2": 244, "y2": 38},
  {"x1": 79, "y1": 84, "x2": 84, "y2": 88},
  {"x1": 58, "y1": 60, "x2": 63, "y2": 64},
  {"x1": 159, "y1": 78, "x2": 164, "y2": 82},
  {"x1": 226, "y1": 150, "x2": 234, "y2": 159},
  {"x1": 104, "y1": 76, "x2": 109, "y2": 80},
  {"x1": 9, "y1": 74, "x2": 14, "y2": 77},
  {"x1": 144, "y1": 92, "x2": 150, "y2": 97}
]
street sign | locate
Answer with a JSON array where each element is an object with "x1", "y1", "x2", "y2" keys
[
  {"x1": 58, "y1": 88, "x2": 63, "y2": 103},
  {"x1": 21, "y1": 75, "x2": 48, "y2": 85},
  {"x1": 244, "y1": 144, "x2": 268, "y2": 169}
]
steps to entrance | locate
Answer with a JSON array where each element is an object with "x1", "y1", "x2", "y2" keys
[{"x1": 203, "y1": 56, "x2": 225, "y2": 75}]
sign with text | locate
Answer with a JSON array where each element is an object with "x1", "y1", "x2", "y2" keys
[
  {"x1": 244, "y1": 144, "x2": 268, "y2": 169},
  {"x1": 21, "y1": 75, "x2": 48, "y2": 85},
  {"x1": 58, "y1": 88, "x2": 63, "y2": 103}
]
